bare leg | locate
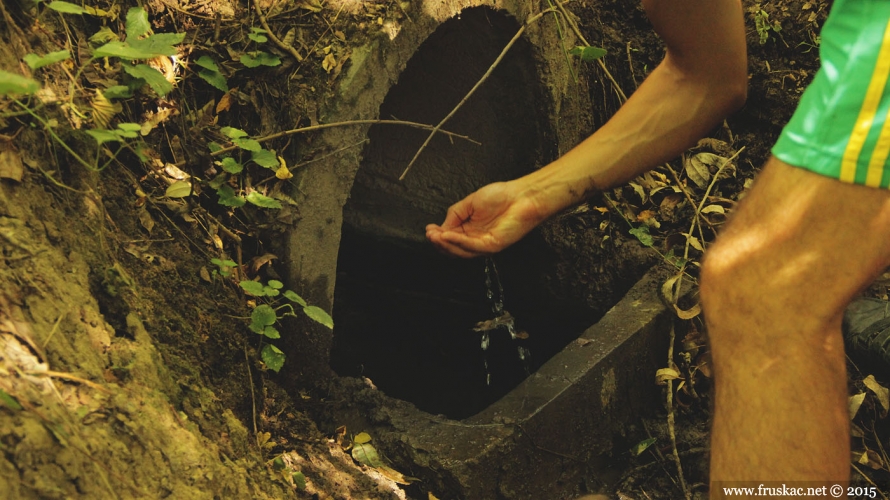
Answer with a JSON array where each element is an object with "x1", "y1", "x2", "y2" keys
[{"x1": 701, "y1": 158, "x2": 890, "y2": 491}]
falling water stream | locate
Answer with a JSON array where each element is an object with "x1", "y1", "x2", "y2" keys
[{"x1": 478, "y1": 257, "x2": 532, "y2": 386}]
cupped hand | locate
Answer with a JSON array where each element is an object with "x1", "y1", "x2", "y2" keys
[{"x1": 425, "y1": 181, "x2": 546, "y2": 258}]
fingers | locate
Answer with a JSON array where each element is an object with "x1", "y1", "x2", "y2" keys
[{"x1": 425, "y1": 225, "x2": 487, "y2": 258}]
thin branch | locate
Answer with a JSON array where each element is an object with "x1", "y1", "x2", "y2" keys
[
  {"x1": 552, "y1": 0, "x2": 628, "y2": 103},
  {"x1": 253, "y1": 0, "x2": 303, "y2": 62},
  {"x1": 399, "y1": 8, "x2": 557, "y2": 181},
  {"x1": 190, "y1": 119, "x2": 480, "y2": 167}
]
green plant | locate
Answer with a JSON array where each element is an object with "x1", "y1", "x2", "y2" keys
[
  {"x1": 239, "y1": 278, "x2": 333, "y2": 372},
  {"x1": 754, "y1": 9, "x2": 783, "y2": 45},
  {"x1": 210, "y1": 258, "x2": 237, "y2": 278}
]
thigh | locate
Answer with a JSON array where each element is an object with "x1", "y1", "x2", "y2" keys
[{"x1": 707, "y1": 157, "x2": 890, "y2": 320}]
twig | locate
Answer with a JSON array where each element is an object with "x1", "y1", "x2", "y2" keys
[
  {"x1": 665, "y1": 322, "x2": 691, "y2": 500},
  {"x1": 27, "y1": 370, "x2": 112, "y2": 393},
  {"x1": 186, "y1": 119, "x2": 480, "y2": 167},
  {"x1": 42, "y1": 309, "x2": 67, "y2": 349},
  {"x1": 245, "y1": 343, "x2": 258, "y2": 436},
  {"x1": 551, "y1": 0, "x2": 628, "y2": 103},
  {"x1": 256, "y1": 138, "x2": 369, "y2": 186},
  {"x1": 398, "y1": 8, "x2": 557, "y2": 181},
  {"x1": 852, "y1": 462, "x2": 890, "y2": 500},
  {"x1": 253, "y1": 0, "x2": 303, "y2": 62}
]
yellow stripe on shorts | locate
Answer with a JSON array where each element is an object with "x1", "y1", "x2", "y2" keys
[{"x1": 841, "y1": 17, "x2": 890, "y2": 185}]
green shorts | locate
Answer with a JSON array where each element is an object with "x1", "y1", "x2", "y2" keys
[{"x1": 772, "y1": 0, "x2": 890, "y2": 188}]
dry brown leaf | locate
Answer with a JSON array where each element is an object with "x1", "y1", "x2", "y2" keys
[
  {"x1": 629, "y1": 181, "x2": 646, "y2": 203},
  {"x1": 674, "y1": 303, "x2": 701, "y2": 320},
  {"x1": 199, "y1": 266, "x2": 211, "y2": 282},
  {"x1": 91, "y1": 91, "x2": 121, "y2": 129},
  {"x1": 216, "y1": 92, "x2": 233, "y2": 114},
  {"x1": 137, "y1": 206, "x2": 155, "y2": 234},
  {"x1": 683, "y1": 233, "x2": 704, "y2": 252},
  {"x1": 863, "y1": 374, "x2": 890, "y2": 414},
  {"x1": 141, "y1": 107, "x2": 176, "y2": 136},
  {"x1": 299, "y1": 0, "x2": 323, "y2": 12},
  {"x1": 321, "y1": 53, "x2": 337, "y2": 73},
  {"x1": 849, "y1": 392, "x2": 866, "y2": 420},
  {"x1": 655, "y1": 367, "x2": 681, "y2": 385},
  {"x1": 378, "y1": 465, "x2": 416, "y2": 485},
  {"x1": 701, "y1": 204, "x2": 725, "y2": 214},
  {"x1": 250, "y1": 253, "x2": 278, "y2": 273},
  {"x1": 0, "y1": 148, "x2": 24, "y2": 182},
  {"x1": 685, "y1": 152, "x2": 720, "y2": 189}
]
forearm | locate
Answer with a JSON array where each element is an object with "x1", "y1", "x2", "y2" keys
[{"x1": 511, "y1": 0, "x2": 746, "y2": 221}]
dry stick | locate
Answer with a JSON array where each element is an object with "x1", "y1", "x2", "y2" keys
[
  {"x1": 852, "y1": 462, "x2": 890, "y2": 500},
  {"x1": 183, "y1": 119, "x2": 479, "y2": 168},
  {"x1": 398, "y1": 8, "x2": 557, "y2": 181},
  {"x1": 244, "y1": 343, "x2": 259, "y2": 437},
  {"x1": 253, "y1": 0, "x2": 303, "y2": 62},
  {"x1": 664, "y1": 322, "x2": 690, "y2": 500}
]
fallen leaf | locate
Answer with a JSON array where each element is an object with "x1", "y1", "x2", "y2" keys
[
  {"x1": 674, "y1": 303, "x2": 701, "y2": 320},
  {"x1": 683, "y1": 233, "x2": 704, "y2": 252},
  {"x1": 353, "y1": 432, "x2": 372, "y2": 445},
  {"x1": 299, "y1": 0, "x2": 323, "y2": 12},
  {"x1": 0, "y1": 148, "x2": 24, "y2": 181},
  {"x1": 322, "y1": 53, "x2": 336, "y2": 73},
  {"x1": 575, "y1": 338, "x2": 592, "y2": 347},
  {"x1": 655, "y1": 367, "x2": 681, "y2": 385},
  {"x1": 216, "y1": 92, "x2": 232, "y2": 114},
  {"x1": 199, "y1": 266, "x2": 211, "y2": 282},
  {"x1": 250, "y1": 253, "x2": 278, "y2": 272},
  {"x1": 684, "y1": 153, "x2": 712, "y2": 189},
  {"x1": 137, "y1": 206, "x2": 155, "y2": 234},
  {"x1": 378, "y1": 465, "x2": 417, "y2": 484},
  {"x1": 352, "y1": 442, "x2": 384, "y2": 467},
  {"x1": 863, "y1": 375, "x2": 890, "y2": 414},
  {"x1": 629, "y1": 181, "x2": 646, "y2": 203},
  {"x1": 849, "y1": 392, "x2": 866, "y2": 420}
]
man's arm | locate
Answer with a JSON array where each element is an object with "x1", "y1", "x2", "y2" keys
[{"x1": 426, "y1": 0, "x2": 747, "y2": 258}]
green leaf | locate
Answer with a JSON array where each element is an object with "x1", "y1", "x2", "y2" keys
[
  {"x1": 240, "y1": 52, "x2": 281, "y2": 68},
  {"x1": 208, "y1": 172, "x2": 228, "y2": 189},
  {"x1": 267, "y1": 280, "x2": 283, "y2": 289},
  {"x1": 272, "y1": 457, "x2": 286, "y2": 470},
  {"x1": 123, "y1": 64, "x2": 173, "y2": 96},
  {"x1": 220, "y1": 157, "x2": 242, "y2": 174},
  {"x1": 293, "y1": 471, "x2": 306, "y2": 491},
  {"x1": 165, "y1": 180, "x2": 192, "y2": 198},
  {"x1": 220, "y1": 126, "x2": 247, "y2": 139},
  {"x1": 252, "y1": 304, "x2": 277, "y2": 327},
  {"x1": 0, "y1": 70, "x2": 40, "y2": 96},
  {"x1": 629, "y1": 225, "x2": 653, "y2": 247},
  {"x1": 261, "y1": 344, "x2": 285, "y2": 372},
  {"x1": 248, "y1": 28, "x2": 269, "y2": 43},
  {"x1": 233, "y1": 137, "x2": 261, "y2": 151},
  {"x1": 207, "y1": 141, "x2": 223, "y2": 152},
  {"x1": 117, "y1": 122, "x2": 142, "y2": 132},
  {"x1": 46, "y1": 1, "x2": 87, "y2": 14},
  {"x1": 246, "y1": 192, "x2": 282, "y2": 209},
  {"x1": 303, "y1": 305, "x2": 333, "y2": 329},
  {"x1": 263, "y1": 326, "x2": 280, "y2": 339},
  {"x1": 351, "y1": 443, "x2": 384, "y2": 467},
  {"x1": 86, "y1": 129, "x2": 121, "y2": 145},
  {"x1": 216, "y1": 184, "x2": 246, "y2": 207},
  {"x1": 239, "y1": 280, "x2": 266, "y2": 296},
  {"x1": 250, "y1": 149, "x2": 278, "y2": 168},
  {"x1": 195, "y1": 55, "x2": 220, "y2": 72},
  {"x1": 631, "y1": 437, "x2": 657, "y2": 456},
  {"x1": 199, "y1": 68, "x2": 228, "y2": 92},
  {"x1": 128, "y1": 33, "x2": 185, "y2": 56},
  {"x1": 0, "y1": 389, "x2": 22, "y2": 411},
  {"x1": 23, "y1": 50, "x2": 71, "y2": 70},
  {"x1": 93, "y1": 41, "x2": 155, "y2": 60},
  {"x1": 568, "y1": 46, "x2": 607, "y2": 62},
  {"x1": 90, "y1": 26, "x2": 118, "y2": 44},
  {"x1": 103, "y1": 85, "x2": 134, "y2": 99},
  {"x1": 125, "y1": 7, "x2": 151, "y2": 39},
  {"x1": 283, "y1": 290, "x2": 307, "y2": 307},
  {"x1": 262, "y1": 286, "x2": 280, "y2": 297}
]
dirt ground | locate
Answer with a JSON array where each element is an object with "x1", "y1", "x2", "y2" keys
[{"x1": 2, "y1": 0, "x2": 889, "y2": 499}]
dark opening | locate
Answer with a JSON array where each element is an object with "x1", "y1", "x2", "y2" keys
[{"x1": 332, "y1": 7, "x2": 596, "y2": 419}]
